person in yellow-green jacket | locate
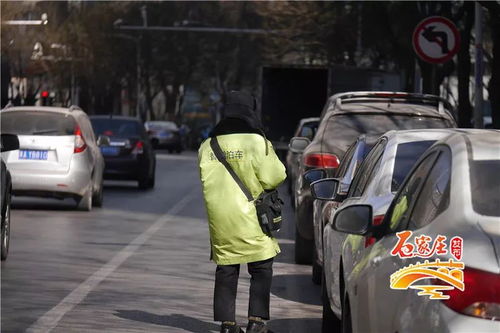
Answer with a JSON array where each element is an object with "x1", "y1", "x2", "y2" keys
[{"x1": 198, "y1": 91, "x2": 286, "y2": 333}]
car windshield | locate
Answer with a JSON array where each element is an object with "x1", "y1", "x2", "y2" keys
[
  {"x1": 1, "y1": 111, "x2": 76, "y2": 136},
  {"x1": 147, "y1": 121, "x2": 178, "y2": 131},
  {"x1": 391, "y1": 140, "x2": 436, "y2": 191},
  {"x1": 470, "y1": 160, "x2": 500, "y2": 217},
  {"x1": 91, "y1": 118, "x2": 141, "y2": 138}
]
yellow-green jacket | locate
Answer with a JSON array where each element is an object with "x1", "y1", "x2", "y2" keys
[{"x1": 198, "y1": 133, "x2": 287, "y2": 265}]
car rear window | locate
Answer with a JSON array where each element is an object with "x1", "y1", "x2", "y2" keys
[
  {"x1": 300, "y1": 121, "x2": 318, "y2": 138},
  {"x1": 392, "y1": 140, "x2": 436, "y2": 191},
  {"x1": 1, "y1": 111, "x2": 76, "y2": 136},
  {"x1": 326, "y1": 114, "x2": 452, "y2": 151},
  {"x1": 470, "y1": 160, "x2": 500, "y2": 217},
  {"x1": 91, "y1": 118, "x2": 142, "y2": 138}
]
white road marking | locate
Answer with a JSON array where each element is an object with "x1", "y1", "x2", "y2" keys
[{"x1": 26, "y1": 189, "x2": 199, "y2": 333}]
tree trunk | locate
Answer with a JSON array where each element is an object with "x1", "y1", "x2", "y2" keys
[
  {"x1": 483, "y1": 3, "x2": 500, "y2": 129},
  {"x1": 457, "y1": 3, "x2": 474, "y2": 128}
]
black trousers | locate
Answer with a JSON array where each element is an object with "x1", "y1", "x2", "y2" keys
[{"x1": 214, "y1": 257, "x2": 274, "y2": 322}]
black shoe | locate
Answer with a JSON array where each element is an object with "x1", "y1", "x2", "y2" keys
[
  {"x1": 220, "y1": 323, "x2": 243, "y2": 333},
  {"x1": 246, "y1": 320, "x2": 273, "y2": 333}
]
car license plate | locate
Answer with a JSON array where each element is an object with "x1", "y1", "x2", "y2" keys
[
  {"x1": 159, "y1": 132, "x2": 172, "y2": 138},
  {"x1": 100, "y1": 146, "x2": 120, "y2": 156},
  {"x1": 19, "y1": 150, "x2": 48, "y2": 160}
]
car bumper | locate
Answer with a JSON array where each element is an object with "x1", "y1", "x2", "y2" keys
[
  {"x1": 11, "y1": 166, "x2": 90, "y2": 198},
  {"x1": 397, "y1": 301, "x2": 500, "y2": 332},
  {"x1": 103, "y1": 155, "x2": 149, "y2": 180}
]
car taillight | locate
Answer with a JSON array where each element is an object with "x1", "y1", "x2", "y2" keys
[
  {"x1": 74, "y1": 125, "x2": 87, "y2": 153},
  {"x1": 438, "y1": 267, "x2": 500, "y2": 321},
  {"x1": 364, "y1": 214, "x2": 384, "y2": 248},
  {"x1": 304, "y1": 153, "x2": 339, "y2": 169},
  {"x1": 132, "y1": 141, "x2": 144, "y2": 154}
]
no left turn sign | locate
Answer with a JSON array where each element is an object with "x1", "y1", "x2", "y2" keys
[{"x1": 413, "y1": 16, "x2": 461, "y2": 64}]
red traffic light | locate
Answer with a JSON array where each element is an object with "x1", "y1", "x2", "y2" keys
[{"x1": 41, "y1": 91, "x2": 49, "y2": 98}]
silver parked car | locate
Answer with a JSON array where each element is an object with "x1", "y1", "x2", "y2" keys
[
  {"x1": 1, "y1": 106, "x2": 106, "y2": 211},
  {"x1": 313, "y1": 129, "x2": 454, "y2": 330},
  {"x1": 331, "y1": 129, "x2": 500, "y2": 332},
  {"x1": 145, "y1": 120, "x2": 183, "y2": 153}
]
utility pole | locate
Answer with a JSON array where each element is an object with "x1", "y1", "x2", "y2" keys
[{"x1": 474, "y1": 2, "x2": 484, "y2": 128}]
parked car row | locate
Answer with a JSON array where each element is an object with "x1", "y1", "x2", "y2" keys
[
  {"x1": 0, "y1": 106, "x2": 158, "y2": 261},
  {"x1": 289, "y1": 92, "x2": 456, "y2": 268},
  {"x1": 286, "y1": 91, "x2": 499, "y2": 332}
]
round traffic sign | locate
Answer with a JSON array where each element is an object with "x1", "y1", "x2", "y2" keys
[{"x1": 413, "y1": 16, "x2": 461, "y2": 64}]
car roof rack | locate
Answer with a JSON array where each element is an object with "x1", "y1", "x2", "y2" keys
[{"x1": 333, "y1": 91, "x2": 454, "y2": 118}]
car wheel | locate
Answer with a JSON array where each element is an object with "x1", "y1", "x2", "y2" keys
[
  {"x1": 341, "y1": 291, "x2": 352, "y2": 333},
  {"x1": 92, "y1": 180, "x2": 104, "y2": 208},
  {"x1": 295, "y1": 228, "x2": 313, "y2": 264},
  {"x1": 322, "y1": 271, "x2": 341, "y2": 333},
  {"x1": 1, "y1": 193, "x2": 11, "y2": 261},
  {"x1": 76, "y1": 189, "x2": 92, "y2": 211},
  {"x1": 146, "y1": 168, "x2": 155, "y2": 189},
  {"x1": 138, "y1": 168, "x2": 155, "y2": 189}
]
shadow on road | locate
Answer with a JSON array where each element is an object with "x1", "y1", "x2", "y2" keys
[
  {"x1": 274, "y1": 243, "x2": 295, "y2": 264},
  {"x1": 12, "y1": 198, "x2": 77, "y2": 211},
  {"x1": 267, "y1": 317, "x2": 321, "y2": 333},
  {"x1": 114, "y1": 310, "x2": 219, "y2": 332},
  {"x1": 271, "y1": 274, "x2": 321, "y2": 306}
]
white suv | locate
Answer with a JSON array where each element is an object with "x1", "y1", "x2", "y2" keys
[{"x1": 1, "y1": 106, "x2": 105, "y2": 211}]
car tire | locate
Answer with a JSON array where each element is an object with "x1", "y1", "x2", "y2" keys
[
  {"x1": 92, "y1": 180, "x2": 104, "y2": 208},
  {"x1": 146, "y1": 169, "x2": 155, "y2": 189},
  {"x1": 76, "y1": 189, "x2": 92, "y2": 211},
  {"x1": 295, "y1": 228, "x2": 313, "y2": 265},
  {"x1": 138, "y1": 165, "x2": 155, "y2": 190},
  {"x1": 1, "y1": 192, "x2": 11, "y2": 261},
  {"x1": 321, "y1": 271, "x2": 341, "y2": 333}
]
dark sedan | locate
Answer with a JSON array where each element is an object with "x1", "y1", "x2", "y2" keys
[{"x1": 90, "y1": 116, "x2": 156, "y2": 189}]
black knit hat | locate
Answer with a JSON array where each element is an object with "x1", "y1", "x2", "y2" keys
[{"x1": 223, "y1": 91, "x2": 261, "y2": 129}]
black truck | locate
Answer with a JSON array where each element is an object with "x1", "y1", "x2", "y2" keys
[{"x1": 260, "y1": 65, "x2": 402, "y2": 158}]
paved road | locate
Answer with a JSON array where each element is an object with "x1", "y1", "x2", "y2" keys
[{"x1": 1, "y1": 151, "x2": 321, "y2": 333}]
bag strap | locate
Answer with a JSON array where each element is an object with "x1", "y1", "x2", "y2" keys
[{"x1": 210, "y1": 137, "x2": 254, "y2": 202}]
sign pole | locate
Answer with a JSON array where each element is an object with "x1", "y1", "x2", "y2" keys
[
  {"x1": 414, "y1": 59, "x2": 422, "y2": 93},
  {"x1": 474, "y1": 3, "x2": 484, "y2": 128}
]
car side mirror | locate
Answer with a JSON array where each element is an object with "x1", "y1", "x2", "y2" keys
[
  {"x1": 303, "y1": 168, "x2": 326, "y2": 185},
  {"x1": 289, "y1": 137, "x2": 310, "y2": 153},
  {"x1": 97, "y1": 135, "x2": 111, "y2": 146},
  {"x1": 1, "y1": 134, "x2": 19, "y2": 152},
  {"x1": 311, "y1": 178, "x2": 339, "y2": 200},
  {"x1": 332, "y1": 204, "x2": 373, "y2": 235}
]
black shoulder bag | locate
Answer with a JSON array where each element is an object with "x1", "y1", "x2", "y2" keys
[{"x1": 210, "y1": 137, "x2": 284, "y2": 237}]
